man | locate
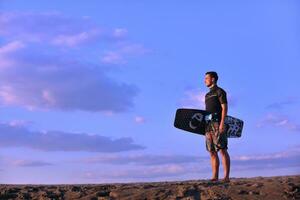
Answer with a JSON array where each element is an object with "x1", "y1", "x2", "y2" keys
[{"x1": 204, "y1": 71, "x2": 230, "y2": 183}]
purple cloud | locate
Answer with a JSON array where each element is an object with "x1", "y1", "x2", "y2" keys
[
  {"x1": 73, "y1": 154, "x2": 205, "y2": 166},
  {"x1": 80, "y1": 145, "x2": 300, "y2": 180},
  {"x1": 0, "y1": 11, "x2": 126, "y2": 47},
  {"x1": 0, "y1": 41, "x2": 140, "y2": 112},
  {"x1": 265, "y1": 97, "x2": 298, "y2": 110},
  {"x1": 231, "y1": 145, "x2": 300, "y2": 170},
  {"x1": 134, "y1": 116, "x2": 146, "y2": 124},
  {"x1": 101, "y1": 43, "x2": 151, "y2": 65},
  {"x1": 256, "y1": 113, "x2": 300, "y2": 132},
  {"x1": 11, "y1": 159, "x2": 54, "y2": 167},
  {"x1": 0, "y1": 121, "x2": 145, "y2": 152},
  {"x1": 0, "y1": 11, "x2": 151, "y2": 113},
  {"x1": 82, "y1": 164, "x2": 203, "y2": 180},
  {"x1": 178, "y1": 87, "x2": 236, "y2": 109}
]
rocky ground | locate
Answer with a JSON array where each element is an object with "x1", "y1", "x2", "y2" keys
[{"x1": 0, "y1": 174, "x2": 299, "y2": 200}]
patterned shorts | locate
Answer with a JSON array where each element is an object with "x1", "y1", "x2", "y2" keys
[{"x1": 205, "y1": 121, "x2": 228, "y2": 152}]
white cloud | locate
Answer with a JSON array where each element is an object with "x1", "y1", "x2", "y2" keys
[
  {"x1": 51, "y1": 29, "x2": 101, "y2": 47},
  {"x1": 113, "y1": 28, "x2": 128, "y2": 38},
  {"x1": 101, "y1": 43, "x2": 150, "y2": 65},
  {"x1": 178, "y1": 88, "x2": 206, "y2": 109},
  {"x1": 179, "y1": 87, "x2": 236, "y2": 109}
]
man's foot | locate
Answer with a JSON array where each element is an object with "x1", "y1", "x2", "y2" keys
[
  {"x1": 210, "y1": 177, "x2": 219, "y2": 182},
  {"x1": 221, "y1": 177, "x2": 230, "y2": 183}
]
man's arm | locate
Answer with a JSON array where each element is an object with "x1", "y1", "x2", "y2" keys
[
  {"x1": 218, "y1": 89, "x2": 228, "y2": 133},
  {"x1": 220, "y1": 103, "x2": 228, "y2": 125}
]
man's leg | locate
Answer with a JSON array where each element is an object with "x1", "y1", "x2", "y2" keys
[
  {"x1": 220, "y1": 149, "x2": 230, "y2": 181},
  {"x1": 210, "y1": 151, "x2": 219, "y2": 180},
  {"x1": 206, "y1": 131, "x2": 219, "y2": 180}
]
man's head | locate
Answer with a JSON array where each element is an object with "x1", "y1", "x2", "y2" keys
[{"x1": 204, "y1": 71, "x2": 218, "y2": 87}]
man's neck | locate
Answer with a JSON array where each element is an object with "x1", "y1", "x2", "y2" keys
[{"x1": 209, "y1": 83, "x2": 216, "y2": 89}]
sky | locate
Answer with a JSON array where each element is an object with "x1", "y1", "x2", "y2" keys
[{"x1": 0, "y1": 0, "x2": 299, "y2": 184}]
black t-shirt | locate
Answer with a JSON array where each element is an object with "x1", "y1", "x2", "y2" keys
[{"x1": 205, "y1": 84, "x2": 227, "y2": 120}]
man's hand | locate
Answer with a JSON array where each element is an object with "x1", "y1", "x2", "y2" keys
[
  {"x1": 219, "y1": 103, "x2": 228, "y2": 134},
  {"x1": 219, "y1": 121, "x2": 225, "y2": 134}
]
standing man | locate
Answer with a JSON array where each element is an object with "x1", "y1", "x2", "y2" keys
[{"x1": 204, "y1": 71, "x2": 231, "y2": 183}]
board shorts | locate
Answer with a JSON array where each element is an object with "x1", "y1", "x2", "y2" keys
[{"x1": 205, "y1": 121, "x2": 228, "y2": 152}]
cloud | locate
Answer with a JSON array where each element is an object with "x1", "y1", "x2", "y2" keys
[
  {"x1": 179, "y1": 88, "x2": 206, "y2": 109},
  {"x1": 8, "y1": 119, "x2": 34, "y2": 127},
  {"x1": 256, "y1": 113, "x2": 300, "y2": 132},
  {"x1": 112, "y1": 28, "x2": 128, "y2": 38},
  {"x1": 265, "y1": 97, "x2": 298, "y2": 110},
  {"x1": 11, "y1": 159, "x2": 54, "y2": 167},
  {"x1": 0, "y1": 11, "x2": 151, "y2": 113},
  {"x1": 76, "y1": 145, "x2": 300, "y2": 169},
  {"x1": 0, "y1": 11, "x2": 126, "y2": 47},
  {"x1": 79, "y1": 145, "x2": 300, "y2": 180},
  {"x1": 0, "y1": 40, "x2": 25, "y2": 68},
  {"x1": 101, "y1": 43, "x2": 151, "y2": 65},
  {"x1": 83, "y1": 163, "x2": 204, "y2": 180},
  {"x1": 178, "y1": 88, "x2": 236, "y2": 109},
  {"x1": 231, "y1": 145, "x2": 300, "y2": 170},
  {"x1": 0, "y1": 41, "x2": 139, "y2": 113},
  {"x1": 73, "y1": 154, "x2": 205, "y2": 166},
  {"x1": 134, "y1": 116, "x2": 146, "y2": 124},
  {"x1": 0, "y1": 121, "x2": 145, "y2": 152}
]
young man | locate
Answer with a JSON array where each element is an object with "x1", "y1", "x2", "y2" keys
[{"x1": 204, "y1": 71, "x2": 230, "y2": 183}]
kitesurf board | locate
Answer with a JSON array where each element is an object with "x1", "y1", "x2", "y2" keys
[{"x1": 174, "y1": 108, "x2": 244, "y2": 138}]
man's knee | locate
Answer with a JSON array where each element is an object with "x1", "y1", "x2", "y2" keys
[
  {"x1": 209, "y1": 151, "x2": 218, "y2": 157},
  {"x1": 219, "y1": 148, "x2": 228, "y2": 155}
]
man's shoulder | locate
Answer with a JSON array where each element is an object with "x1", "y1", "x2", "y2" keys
[
  {"x1": 216, "y1": 86, "x2": 227, "y2": 94},
  {"x1": 216, "y1": 86, "x2": 227, "y2": 95},
  {"x1": 205, "y1": 85, "x2": 227, "y2": 96}
]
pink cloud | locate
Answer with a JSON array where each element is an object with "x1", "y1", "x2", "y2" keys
[
  {"x1": 72, "y1": 153, "x2": 204, "y2": 165},
  {"x1": 0, "y1": 12, "x2": 149, "y2": 112},
  {"x1": 51, "y1": 29, "x2": 101, "y2": 47},
  {"x1": 101, "y1": 51, "x2": 126, "y2": 65},
  {"x1": 101, "y1": 43, "x2": 150, "y2": 65},
  {"x1": 0, "y1": 121, "x2": 145, "y2": 152},
  {"x1": 0, "y1": 40, "x2": 25, "y2": 68},
  {"x1": 134, "y1": 116, "x2": 146, "y2": 124},
  {"x1": 0, "y1": 11, "x2": 126, "y2": 47},
  {"x1": 0, "y1": 40, "x2": 25, "y2": 54},
  {"x1": 11, "y1": 159, "x2": 53, "y2": 167},
  {"x1": 179, "y1": 87, "x2": 236, "y2": 109},
  {"x1": 256, "y1": 113, "x2": 300, "y2": 132},
  {"x1": 178, "y1": 88, "x2": 206, "y2": 109},
  {"x1": 112, "y1": 28, "x2": 128, "y2": 39},
  {"x1": 0, "y1": 41, "x2": 140, "y2": 112}
]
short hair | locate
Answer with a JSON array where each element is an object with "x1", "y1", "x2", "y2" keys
[{"x1": 205, "y1": 71, "x2": 218, "y2": 82}]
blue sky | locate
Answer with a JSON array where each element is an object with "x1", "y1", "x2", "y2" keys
[{"x1": 0, "y1": 0, "x2": 299, "y2": 184}]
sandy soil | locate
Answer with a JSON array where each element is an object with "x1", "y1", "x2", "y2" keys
[{"x1": 0, "y1": 174, "x2": 299, "y2": 200}]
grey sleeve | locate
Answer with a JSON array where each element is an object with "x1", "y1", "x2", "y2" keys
[{"x1": 218, "y1": 89, "x2": 228, "y2": 104}]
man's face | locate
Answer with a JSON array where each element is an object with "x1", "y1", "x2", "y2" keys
[{"x1": 204, "y1": 74, "x2": 214, "y2": 87}]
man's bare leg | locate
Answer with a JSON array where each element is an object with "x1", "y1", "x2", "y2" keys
[
  {"x1": 220, "y1": 149, "x2": 230, "y2": 181},
  {"x1": 210, "y1": 151, "x2": 219, "y2": 180}
]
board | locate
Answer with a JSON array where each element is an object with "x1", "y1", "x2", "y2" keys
[{"x1": 174, "y1": 108, "x2": 244, "y2": 138}]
